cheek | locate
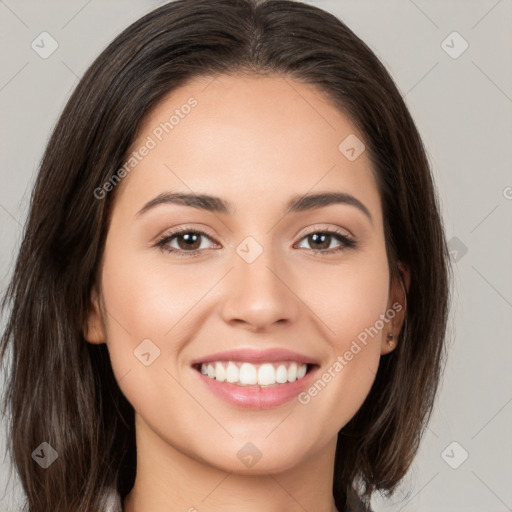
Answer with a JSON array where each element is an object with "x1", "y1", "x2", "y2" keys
[
  {"x1": 100, "y1": 247, "x2": 204, "y2": 342},
  {"x1": 301, "y1": 252, "x2": 391, "y2": 355},
  {"x1": 98, "y1": 243, "x2": 228, "y2": 400},
  {"x1": 97, "y1": 249, "x2": 180, "y2": 379},
  {"x1": 330, "y1": 271, "x2": 390, "y2": 355},
  {"x1": 294, "y1": 252, "x2": 390, "y2": 422},
  {"x1": 98, "y1": 251, "x2": 200, "y2": 425}
]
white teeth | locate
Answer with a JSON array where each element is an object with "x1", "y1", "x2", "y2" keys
[
  {"x1": 275, "y1": 364, "x2": 288, "y2": 383},
  {"x1": 226, "y1": 361, "x2": 239, "y2": 383},
  {"x1": 287, "y1": 362, "x2": 297, "y2": 382},
  {"x1": 297, "y1": 363, "x2": 307, "y2": 379},
  {"x1": 198, "y1": 361, "x2": 309, "y2": 386},
  {"x1": 215, "y1": 362, "x2": 226, "y2": 382},
  {"x1": 257, "y1": 363, "x2": 276, "y2": 386},
  {"x1": 239, "y1": 363, "x2": 258, "y2": 385}
]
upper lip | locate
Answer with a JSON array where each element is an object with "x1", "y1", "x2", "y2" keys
[{"x1": 191, "y1": 348, "x2": 319, "y2": 366}]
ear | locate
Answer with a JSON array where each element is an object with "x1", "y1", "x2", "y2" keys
[
  {"x1": 83, "y1": 284, "x2": 106, "y2": 344},
  {"x1": 381, "y1": 261, "x2": 410, "y2": 355}
]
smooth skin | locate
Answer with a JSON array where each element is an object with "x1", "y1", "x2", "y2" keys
[{"x1": 85, "y1": 73, "x2": 409, "y2": 512}]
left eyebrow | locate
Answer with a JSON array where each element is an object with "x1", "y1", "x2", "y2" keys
[
  {"x1": 136, "y1": 191, "x2": 373, "y2": 224},
  {"x1": 285, "y1": 192, "x2": 373, "y2": 224}
]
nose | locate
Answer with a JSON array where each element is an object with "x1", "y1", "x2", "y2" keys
[{"x1": 219, "y1": 244, "x2": 300, "y2": 332}]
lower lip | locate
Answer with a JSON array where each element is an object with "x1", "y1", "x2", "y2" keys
[{"x1": 193, "y1": 365, "x2": 319, "y2": 409}]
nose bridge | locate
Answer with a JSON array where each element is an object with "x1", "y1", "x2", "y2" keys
[
  {"x1": 237, "y1": 238, "x2": 281, "y2": 292},
  {"x1": 219, "y1": 235, "x2": 298, "y2": 329}
]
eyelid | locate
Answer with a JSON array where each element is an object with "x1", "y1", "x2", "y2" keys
[
  {"x1": 293, "y1": 225, "x2": 357, "y2": 251},
  {"x1": 157, "y1": 223, "x2": 354, "y2": 242},
  {"x1": 155, "y1": 224, "x2": 221, "y2": 252},
  {"x1": 298, "y1": 224, "x2": 354, "y2": 240},
  {"x1": 155, "y1": 224, "x2": 220, "y2": 244}
]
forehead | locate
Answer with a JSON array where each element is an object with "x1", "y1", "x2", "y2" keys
[{"x1": 113, "y1": 73, "x2": 382, "y2": 223}]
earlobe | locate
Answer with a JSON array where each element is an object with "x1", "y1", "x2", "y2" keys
[
  {"x1": 381, "y1": 261, "x2": 410, "y2": 355},
  {"x1": 83, "y1": 285, "x2": 106, "y2": 344}
]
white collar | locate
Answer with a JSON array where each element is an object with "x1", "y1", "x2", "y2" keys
[{"x1": 99, "y1": 486, "x2": 122, "y2": 512}]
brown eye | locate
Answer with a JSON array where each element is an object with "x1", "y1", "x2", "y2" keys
[
  {"x1": 296, "y1": 230, "x2": 356, "y2": 253},
  {"x1": 156, "y1": 229, "x2": 218, "y2": 256},
  {"x1": 173, "y1": 232, "x2": 202, "y2": 251},
  {"x1": 156, "y1": 227, "x2": 356, "y2": 258},
  {"x1": 306, "y1": 233, "x2": 332, "y2": 251}
]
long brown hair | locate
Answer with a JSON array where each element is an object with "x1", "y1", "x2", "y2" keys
[{"x1": 0, "y1": 0, "x2": 452, "y2": 510}]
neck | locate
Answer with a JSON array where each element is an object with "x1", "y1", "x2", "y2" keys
[{"x1": 123, "y1": 414, "x2": 339, "y2": 512}]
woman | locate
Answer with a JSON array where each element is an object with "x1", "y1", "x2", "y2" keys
[{"x1": 0, "y1": 0, "x2": 451, "y2": 511}]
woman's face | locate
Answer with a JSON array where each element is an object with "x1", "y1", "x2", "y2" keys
[{"x1": 86, "y1": 73, "x2": 406, "y2": 474}]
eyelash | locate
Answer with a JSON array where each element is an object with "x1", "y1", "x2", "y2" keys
[{"x1": 155, "y1": 226, "x2": 357, "y2": 258}]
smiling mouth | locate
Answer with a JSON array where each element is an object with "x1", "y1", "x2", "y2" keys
[{"x1": 192, "y1": 361, "x2": 316, "y2": 387}]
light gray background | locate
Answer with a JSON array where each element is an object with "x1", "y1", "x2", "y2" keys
[{"x1": 1, "y1": 1, "x2": 511, "y2": 511}]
